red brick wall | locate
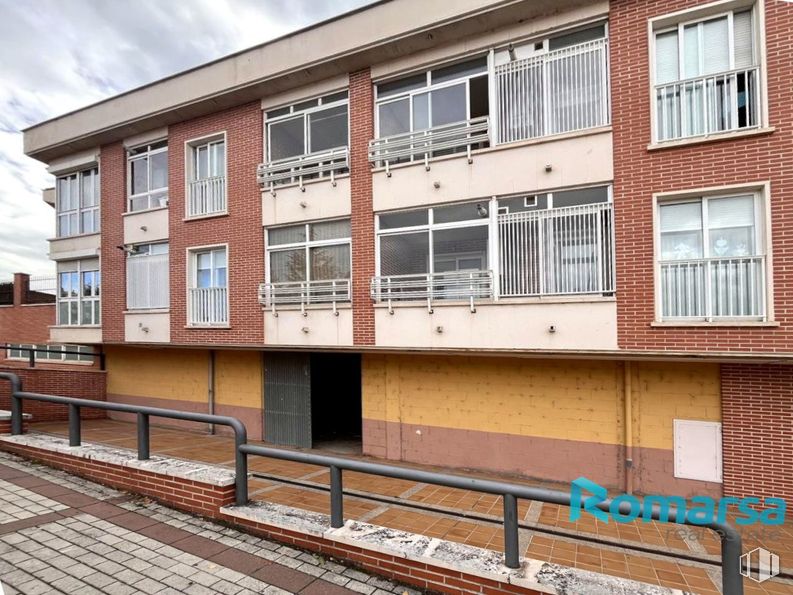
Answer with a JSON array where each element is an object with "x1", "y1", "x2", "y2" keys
[
  {"x1": 611, "y1": 0, "x2": 793, "y2": 352},
  {"x1": 100, "y1": 141, "x2": 127, "y2": 343},
  {"x1": 0, "y1": 304, "x2": 53, "y2": 351},
  {"x1": 169, "y1": 103, "x2": 264, "y2": 345},
  {"x1": 721, "y1": 363, "x2": 793, "y2": 502},
  {"x1": 0, "y1": 366, "x2": 106, "y2": 421},
  {"x1": 349, "y1": 69, "x2": 376, "y2": 346}
]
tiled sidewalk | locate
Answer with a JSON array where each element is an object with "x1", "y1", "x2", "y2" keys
[
  {"x1": 0, "y1": 450, "x2": 415, "y2": 595},
  {"x1": 27, "y1": 419, "x2": 793, "y2": 595}
]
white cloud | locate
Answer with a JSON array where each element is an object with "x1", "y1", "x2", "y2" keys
[{"x1": 0, "y1": 0, "x2": 373, "y2": 278}]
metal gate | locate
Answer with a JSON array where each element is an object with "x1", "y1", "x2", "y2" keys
[{"x1": 264, "y1": 352, "x2": 312, "y2": 448}]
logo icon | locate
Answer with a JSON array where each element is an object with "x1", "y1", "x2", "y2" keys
[{"x1": 740, "y1": 547, "x2": 780, "y2": 583}]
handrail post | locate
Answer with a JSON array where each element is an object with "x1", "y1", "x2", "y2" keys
[
  {"x1": 503, "y1": 493, "x2": 519, "y2": 569},
  {"x1": 330, "y1": 465, "x2": 344, "y2": 528},
  {"x1": 28, "y1": 348, "x2": 35, "y2": 368},
  {"x1": 234, "y1": 422, "x2": 248, "y2": 506},
  {"x1": 137, "y1": 413, "x2": 150, "y2": 460},
  {"x1": 718, "y1": 523, "x2": 744, "y2": 595},
  {"x1": 68, "y1": 404, "x2": 81, "y2": 447}
]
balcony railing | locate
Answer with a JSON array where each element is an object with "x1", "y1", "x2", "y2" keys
[
  {"x1": 368, "y1": 116, "x2": 489, "y2": 172},
  {"x1": 655, "y1": 66, "x2": 759, "y2": 142},
  {"x1": 257, "y1": 147, "x2": 349, "y2": 191},
  {"x1": 370, "y1": 270, "x2": 493, "y2": 313},
  {"x1": 659, "y1": 256, "x2": 765, "y2": 320},
  {"x1": 188, "y1": 175, "x2": 226, "y2": 217},
  {"x1": 188, "y1": 287, "x2": 228, "y2": 325},
  {"x1": 494, "y1": 37, "x2": 610, "y2": 144},
  {"x1": 498, "y1": 202, "x2": 615, "y2": 297},
  {"x1": 258, "y1": 279, "x2": 351, "y2": 315}
]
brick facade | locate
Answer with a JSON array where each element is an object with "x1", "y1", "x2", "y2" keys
[
  {"x1": 100, "y1": 141, "x2": 127, "y2": 343},
  {"x1": 0, "y1": 367, "x2": 106, "y2": 421},
  {"x1": 721, "y1": 363, "x2": 793, "y2": 502},
  {"x1": 349, "y1": 69, "x2": 376, "y2": 346},
  {"x1": 168, "y1": 102, "x2": 264, "y2": 345},
  {"x1": 611, "y1": 0, "x2": 793, "y2": 353},
  {"x1": 0, "y1": 273, "x2": 54, "y2": 355}
]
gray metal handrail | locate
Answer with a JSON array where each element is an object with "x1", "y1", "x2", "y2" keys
[
  {"x1": 1, "y1": 343, "x2": 104, "y2": 370},
  {"x1": 0, "y1": 372, "x2": 248, "y2": 505},
  {"x1": 0, "y1": 372, "x2": 743, "y2": 594}
]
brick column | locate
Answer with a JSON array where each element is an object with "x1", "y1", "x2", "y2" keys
[
  {"x1": 349, "y1": 69, "x2": 375, "y2": 346},
  {"x1": 12, "y1": 273, "x2": 29, "y2": 306},
  {"x1": 100, "y1": 142, "x2": 127, "y2": 343}
]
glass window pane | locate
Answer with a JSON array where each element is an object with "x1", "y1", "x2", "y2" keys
[
  {"x1": 64, "y1": 345, "x2": 79, "y2": 361},
  {"x1": 69, "y1": 176, "x2": 79, "y2": 210},
  {"x1": 269, "y1": 117, "x2": 305, "y2": 160},
  {"x1": 150, "y1": 150, "x2": 168, "y2": 189},
  {"x1": 131, "y1": 158, "x2": 148, "y2": 195},
  {"x1": 377, "y1": 99, "x2": 410, "y2": 137},
  {"x1": 683, "y1": 24, "x2": 700, "y2": 78},
  {"x1": 377, "y1": 73, "x2": 426, "y2": 98},
  {"x1": 57, "y1": 178, "x2": 69, "y2": 213},
  {"x1": 655, "y1": 30, "x2": 679, "y2": 84},
  {"x1": 434, "y1": 202, "x2": 487, "y2": 224},
  {"x1": 432, "y1": 226, "x2": 488, "y2": 272},
  {"x1": 197, "y1": 252, "x2": 212, "y2": 271},
  {"x1": 196, "y1": 146, "x2": 208, "y2": 179},
  {"x1": 69, "y1": 301, "x2": 78, "y2": 325},
  {"x1": 430, "y1": 83, "x2": 467, "y2": 126},
  {"x1": 214, "y1": 267, "x2": 227, "y2": 288},
  {"x1": 213, "y1": 249, "x2": 226, "y2": 268},
  {"x1": 431, "y1": 57, "x2": 487, "y2": 84},
  {"x1": 379, "y1": 232, "x2": 429, "y2": 276},
  {"x1": 412, "y1": 93, "x2": 429, "y2": 131},
  {"x1": 310, "y1": 220, "x2": 350, "y2": 241},
  {"x1": 702, "y1": 17, "x2": 729, "y2": 75},
  {"x1": 81, "y1": 171, "x2": 94, "y2": 207},
  {"x1": 197, "y1": 270, "x2": 211, "y2": 288},
  {"x1": 310, "y1": 245, "x2": 351, "y2": 280},
  {"x1": 709, "y1": 227, "x2": 754, "y2": 257},
  {"x1": 379, "y1": 209, "x2": 428, "y2": 230},
  {"x1": 81, "y1": 211, "x2": 94, "y2": 234},
  {"x1": 94, "y1": 301, "x2": 100, "y2": 324},
  {"x1": 660, "y1": 202, "x2": 702, "y2": 232},
  {"x1": 734, "y1": 10, "x2": 754, "y2": 68},
  {"x1": 548, "y1": 25, "x2": 606, "y2": 51},
  {"x1": 708, "y1": 196, "x2": 754, "y2": 228},
  {"x1": 213, "y1": 142, "x2": 225, "y2": 176},
  {"x1": 270, "y1": 249, "x2": 306, "y2": 283},
  {"x1": 661, "y1": 231, "x2": 704, "y2": 260},
  {"x1": 58, "y1": 302, "x2": 68, "y2": 325},
  {"x1": 308, "y1": 105, "x2": 348, "y2": 152},
  {"x1": 553, "y1": 187, "x2": 609, "y2": 207},
  {"x1": 130, "y1": 196, "x2": 148, "y2": 212},
  {"x1": 269, "y1": 225, "x2": 306, "y2": 246}
]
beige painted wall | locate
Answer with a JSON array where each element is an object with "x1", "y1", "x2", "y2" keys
[
  {"x1": 123, "y1": 208, "x2": 170, "y2": 244},
  {"x1": 124, "y1": 311, "x2": 170, "y2": 343},
  {"x1": 263, "y1": 307, "x2": 353, "y2": 346},
  {"x1": 262, "y1": 177, "x2": 351, "y2": 227}
]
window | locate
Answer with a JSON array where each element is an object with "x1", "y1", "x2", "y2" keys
[
  {"x1": 494, "y1": 25, "x2": 609, "y2": 143},
  {"x1": 375, "y1": 58, "x2": 489, "y2": 155},
  {"x1": 654, "y1": 8, "x2": 758, "y2": 141},
  {"x1": 56, "y1": 168, "x2": 99, "y2": 237},
  {"x1": 658, "y1": 193, "x2": 765, "y2": 320},
  {"x1": 188, "y1": 247, "x2": 227, "y2": 325},
  {"x1": 267, "y1": 220, "x2": 351, "y2": 284},
  {"x1": 187, "y1": 136, "x2": 226, "y2": 217},
  {"x1": 6, "y1": 344, "x2": 94, "y2": 364},
  {"x1": 127, "y1": 141, "x2": 168, "y2": 211},
  {"x1": 126, "y1": 243, "x2": 169, "y2": 310},
  {"x1": 58, "y1": 263, "x2": 100, "y2": 326}
]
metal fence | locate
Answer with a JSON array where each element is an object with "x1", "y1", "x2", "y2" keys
[
  {"x1": 495, "y1": 38, "x2": 610, "y2": 143},
  {"x1": 370, "y1": 270, "x2": 493, "y2": 312},
  {"x1": 257, "y1": 147, "x2": 349, "y2": 190},
  {"x1": 498, "y1": 202, "x2": 615, "y2": 297},
  {"x1": 188, "y1": 175, "x2": 227, "y2": 217},
  {"x1": 0, "y1": 371, "x2": 744, "y2": 594},
  {"x1": 257, "y1": 279, "x2": 350, "y2": 315},
  {"x1": 188, "y1": 287, "x2": 228, "y2": 325},
  {"x1": 28, "y1": 275, "x2": 57, "y2": 296}
]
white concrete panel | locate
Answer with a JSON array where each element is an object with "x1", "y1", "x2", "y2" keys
[
  {"x1": 49, "y1": 234, "x2": 101, "y2": 262},
  {"x1": 124, "y1": 311, "x2": 171, "y2": 343},
  {"x1": 374, "y1": 300, "x2": 617, "y2": 351},
  {"x1": 262, "y1": 177, "x2": 351, "y2": 227},
  {"x1": 123, "y1": 208, "x2": 170, "y2": 244},
  {"x1": 373, "y1": 131, "x2": 613, "y2": 212},
  {"x1": 46, "y1": 148, "x2": 99, "y2": 175},
  {"x1": 49, "y1": 326, "x2": 102, "y2": 344},
  {"x1": 263, "y1": 307, "x2": 353, "y2": 346}
]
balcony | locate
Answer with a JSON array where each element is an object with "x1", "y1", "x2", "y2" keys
[
  {"x1": 371, "y1": 271, "x2": 493, "y2": 312},
  {"x1": 257, "y1": 147, "x2": 349, "y2": 192},
  {"x1": 188, "y1": 287, "x2": 228, "y2": 326},
  {"x1": 258, "y1": 279, "x2": 351, "y2": 315},
  {"x1": 659, "y1": 256, "x2": 765, "y2": 321},
  {"x1": 655, "y1": 66, "x2": 759, "y2": 142},
  {"x1": 368, "y1": 116, "x2": 489, "y2": 172},
  {"x1": 188, "y1": 176, "x2": 226, "y2": 218}
]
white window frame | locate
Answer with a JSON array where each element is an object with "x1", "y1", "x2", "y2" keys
[
  {"x1": 653, "y1": 183, "x2": 771, "y2": 323},
  {"x1": 185, "y1": 132, "x2": 227, "y2": 218},
  {"x1": 126, "y1": 140, "x2": 169, "y2": 212},
  {"x1": 56, "y1": 167, "x2": 100, "y2": 238},
  {"x1": 265, "y1": 220, "x2": 352, "y2": 286},
  {"x1": 265, "y1": 92, "x2": 349, "y2": 163},
  {"x1": 648, "y1": 0, "x2": 765, "y2": 144},
  {"x1": 186, "y1": 244, "x2": 229, "y2": 326},
  {"x1": 6, "y1": 344, "x2": 94, "y2": 364},
  {"x1": 126, "y1": 242, "x2": 170, "y2": 310},
  {"x1": 57, "y1": 262, "x2": 100, "y2": 327}
]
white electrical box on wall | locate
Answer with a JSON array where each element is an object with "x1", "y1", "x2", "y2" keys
[{"x1": 673, "y1": 419, "x2": 723, "y2": 483}]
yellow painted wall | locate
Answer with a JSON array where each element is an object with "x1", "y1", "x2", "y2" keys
[
  {"x1": 105, "y1": 346, "x2": 208, "y2": 402},
  {"x1": 215, "y1": 350, "x2": 263, "y2": 409},
  {"x1": 362, "y1": 355, "x2": 721, "y2": 448}
]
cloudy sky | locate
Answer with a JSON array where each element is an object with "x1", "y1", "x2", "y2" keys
[{"x1": 0, "y1": 0, "x2": 373, "y2": 279}]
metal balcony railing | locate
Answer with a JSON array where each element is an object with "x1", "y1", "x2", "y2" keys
[
  {"x1": 498, "y1": 202, "x2": 615, "y2": 298},
  {"x1": 495, "y1": 37, "x2": 610, "y2": 143},
  {"x1": 257, "y1": 147, "x2": 349, "y2": 191},
  {"x1": 188, "y1": 175, "x2": 226, "y2": 217},
  {"x1": 258, "y1": 279, "x2": 351, "y2": 316},
  {"x1": 655, "y1": 66, "x2": 759, "y2": 141},
  {"x1": 368, "y1": 116, "x2": 489, "y2": 172},
  {"x1": 659, "y1": 255, "x2": 765, "y2": 320},
  {"x1": 370, "y1": 270, "x2": 493, "y2": 313},
  {"x1": 188, "y1": 287, "x2": 228, "y2": 325}
]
